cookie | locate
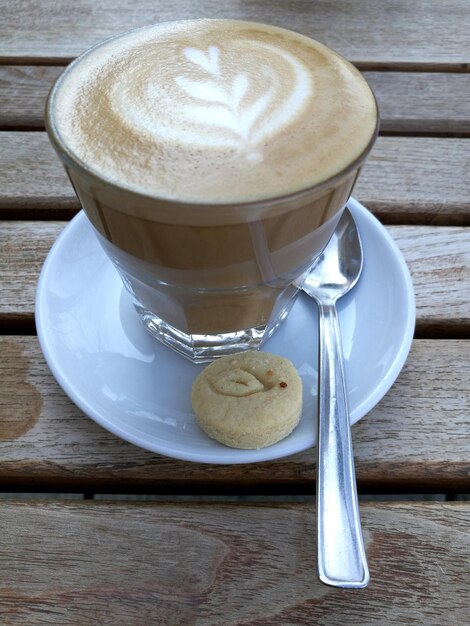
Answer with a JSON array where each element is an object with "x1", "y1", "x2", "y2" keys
[{"x1": 191, "y1": 351, "x2": 302, "y2": 449}]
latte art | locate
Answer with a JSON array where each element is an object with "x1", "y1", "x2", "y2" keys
[
  {"x1": 114, "y1": 41, "x2": 312, "y2": 162},
  {"x1": 50, "y1": 20, "x2": 378, "y2": 203}
]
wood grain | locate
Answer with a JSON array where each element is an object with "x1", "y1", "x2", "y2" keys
[
  {"x1": 2, "y1": 67, "x2": 470, "y2": 135},
  {"x1": 0, "y1": 500, "x2": 468, "y2": 624},
  {"x1": 1, "y1": 220, "x2": 469, "y2": 334},
  {"x1": 0, "y1": 65, "x2": 62, "y2": 127},
  {"x1": 390, "y1": 225, "x2": 470, "y2": 335},
  {"x1": 0, "y1": 221, "x2": 64, "y2": 326},
  {"x1": 0, "y1": 134, "x2": 77, "y2": 214},
  {"x1": 1, "y1": 1, "x2": 469, "y2": 65},
  {"x1": 0, "y1": 337, "x2": 468, "y2": 491},
  {"x1": 1, "y1": 133, "x2": 470, "y2": 224},
  {"x1": 366, "y1": 71, "x2": 470, "y2": 135},
  {"x1": 356, "y1": 137, "x2": 470, "y2": 225}
]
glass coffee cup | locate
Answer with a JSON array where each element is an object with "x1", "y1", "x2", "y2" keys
[{"x1": 46, "y1": 19, "x2": 378, "y2": 362}]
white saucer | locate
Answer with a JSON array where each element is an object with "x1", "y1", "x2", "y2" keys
[{"x1": 36, "y1": 198, "x2": 415, "y2": 464}]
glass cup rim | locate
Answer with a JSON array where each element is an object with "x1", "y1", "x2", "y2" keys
[{"x1": 45, "y1": 19, "x2": 380, "y2": 211}]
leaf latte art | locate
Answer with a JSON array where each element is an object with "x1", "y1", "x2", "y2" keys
[
  {"x1": 113, "y1": 42, "x2": 312, "y2": 163},
  {"x1": 51, "y1": 20, "x2": 378, "y2": 203}
]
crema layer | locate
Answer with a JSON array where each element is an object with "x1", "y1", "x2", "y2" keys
[{"x1": 50, "y1": 20, "x2": 378, "y2": 203}]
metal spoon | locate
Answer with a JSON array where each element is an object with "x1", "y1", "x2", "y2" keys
[{"x1": 300, "y1": 206, "x2": 369, "y2": 588}]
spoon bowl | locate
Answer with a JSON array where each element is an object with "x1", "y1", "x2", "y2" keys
[{"x1": 301, "y1": 209, "x2": 363, "y2": 299}]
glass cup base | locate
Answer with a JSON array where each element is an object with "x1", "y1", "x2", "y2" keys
[{"x1": 134, "y1": 302, "x2": 292, "y2": 363}]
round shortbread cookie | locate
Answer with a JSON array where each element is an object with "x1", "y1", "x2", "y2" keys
[{"x1": 191, "y1": 351, "x2": 302, "y2": 449}]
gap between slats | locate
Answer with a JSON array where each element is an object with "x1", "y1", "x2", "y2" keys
[{"x1": 1, "y1": 57, "x2": 469, "y2": 72}]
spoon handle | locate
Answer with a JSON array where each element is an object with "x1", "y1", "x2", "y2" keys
[{"x1": 316, "y1": 300, "x2": 369, "y2": 588}]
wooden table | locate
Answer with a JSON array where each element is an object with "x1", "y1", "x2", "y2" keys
[{"x1": 1, "y1": 2, "x2": 469, "y2": 623}]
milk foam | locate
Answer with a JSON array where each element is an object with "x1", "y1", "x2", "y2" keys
[
  {"x1": 50, "y1": 20, "x2": 378, "y2": 203},
  {"x1": 116, "y1": 41, "x2": 312, "y2": 163}
]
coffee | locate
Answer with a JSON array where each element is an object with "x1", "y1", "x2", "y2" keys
[
  {"x1": 51, "y1": 19, "x2": 376, "y2": 202},
  {"x1": 46, "y1": 20, "x2": 378, "y2": 361}
]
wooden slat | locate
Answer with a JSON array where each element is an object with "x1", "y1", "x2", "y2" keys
[
  {"x1": 0, "y1": 500, "x2": 468, "y2": 623},
  {"x1": 0, "y1": 222, "x2": 64, "y2": 326},
  {"x1": 0, "y1": 65, "x2": 62, "y2": 127},
  {"x1": 366, "y1": 72, "x2": 470, "y2": 135},
  {"x1": 0, "y1": 336, "x2": 468, "y2": 491},
  {"x1": 1, "y1": 133, "x2": 470, "y2": 224},
  {"x1": 2, "y1": 67, "x2": 470, "y2": 135},
  {"x1": 1, "y1": 220, "x2": 469, "y2": 334},
  {"x1": 390, "y1": 226, "x2": 470, "y2": 335},
  {"x1": 356, "y1": 137, "x2": 470, "y2": 225},
  {"x1": 1, "y1": 1, "x2": 469, "y2": 65},
  {"x1": 0, "y1": 134, "x2": 78, "y2": 217}
]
